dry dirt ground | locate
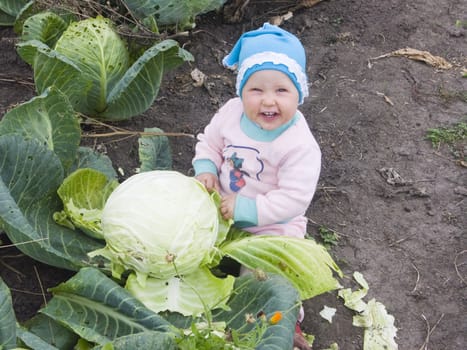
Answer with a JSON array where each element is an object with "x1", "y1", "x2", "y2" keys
[{"x1": 1, "y1": 0, "x2": 466, "y2": 349}]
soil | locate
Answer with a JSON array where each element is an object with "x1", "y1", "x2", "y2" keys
[{"x1": 1, "y1": 0, "x2": 466, "y2": 349}]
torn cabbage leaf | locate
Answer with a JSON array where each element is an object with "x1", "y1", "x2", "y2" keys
[
  {"x1": 338, "y1": 271, "x2": 368, "y2": 312},
  {"x1": 319, "y1": 305, "x2": 337, "y2": 323},
  {"x1": 339, "y1": 272, "x2": 398, "y2": 350},
  {"x1": 353, "y1": 299, "x2": 398, "y2": 350}
]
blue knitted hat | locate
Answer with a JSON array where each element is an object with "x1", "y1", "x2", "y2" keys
[{"x1": 223, "y1": 23, "x2": 309, "y2": 104}]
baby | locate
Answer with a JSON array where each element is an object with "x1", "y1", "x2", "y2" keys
[{"x1": 192, "y1": 23, "x2": 320, "y2": 350}]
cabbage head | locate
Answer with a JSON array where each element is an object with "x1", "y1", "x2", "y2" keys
[{"x1": 90, "y1": 171, "x2": 221, "y2": 283}]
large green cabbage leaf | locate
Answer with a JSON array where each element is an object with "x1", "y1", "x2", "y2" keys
[
  {"x1": 123, "y1": 0, "x2": 227, "y2": 30},
  {"x1": 213, "y1": 274, "x2": 301, "y2": 350},
  {"x1": 40, "y1": 268, "x2": 172, "y2": 345},
  {"x1": 20, "y1": 314, "x2": 78, "y2": 350},
  {"x1": 125, "y1": 267, "x2": 235, "y2": 316},
  {"x1": 69, "y1": 146, "x2": 118, "y2": 179},
  {"x1": 0, "y1": 0, "x2": 29, "y2": 26},
  {"x1": 0, "y1": 86, "x2": 81, "y2": 171},
  {"x1": 16, "y1": 16, "x2": 194, "y2": 121},
  {"x1": 0, "y1": 277, "x2": 17, "y2": 349},
  {"x1": 35, "y1": 268, "x2": 300, "y2": 349},
  {"x1": 158, "y1": 273, "x2": 302, "y2": 349},
  {"x1": 220, "y1": 235, "x2": 343, "y2": 300},
  {"x1": 95, "y1": 332, "x2": 177, "y2": 350}
]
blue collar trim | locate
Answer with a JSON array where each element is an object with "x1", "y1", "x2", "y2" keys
[{"x1": 240, "y1": 113, "x2": 299, "y2": 141}]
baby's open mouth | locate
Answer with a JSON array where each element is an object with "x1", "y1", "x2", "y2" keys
[{"x1": 261, "y1": 111, "x2": 278, "y2": 118}]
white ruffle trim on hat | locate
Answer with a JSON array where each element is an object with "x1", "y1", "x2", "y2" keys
[{"x1": 236, "y1": 52, "x2": 309, "y2": 101}]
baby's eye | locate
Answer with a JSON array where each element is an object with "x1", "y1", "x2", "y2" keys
[{"x1": 277, "y1": 88, "x2": 288, "y2": 93}]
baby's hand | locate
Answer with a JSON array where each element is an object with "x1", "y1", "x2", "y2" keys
[
  {"x1": 221, "y1": 193, "x2": 237, "y2": 220},
  {"x1": 196, "y1": 173, "x2": 220, "y2": 193}
]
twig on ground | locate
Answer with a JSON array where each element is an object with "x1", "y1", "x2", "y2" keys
[
  {"x1": 307, "y1": 217, "x2": 320, "y2": 227},
  {"x1": 81, "y1": 115, "x2": 195, "y2": 139},
  {"x1": 0, "y1": 76, "x2": 35, "y2": 87},
  {"x1": 9, "y1": 288, "x2": 44, "y2": 296},
  {"x1": 317, "y1": 186, "x2": 347, "y2": 215},
  {"x1": 454, "y1": 250, "x2": 466, "y2": 284},
  {"x1": 433, "y1": 151, "x2": 458, "y2": 163},
  {"x1": 388, "y1": 232, "x2": 417, "y2": 247},
  {"x1": 418, "y1": 313, "x2": 445, "y2": 350},
  {"x1": 410, "y1": 262, "x2": 420, "y2": 293},
  {"x1": 306, "y1": 216, "x2": 348, "y2": 237},
  {"x1": 33, "y1": 265, "x2": 48, "y2": 307},
  {"x1": 83, "y1": 130, "x2": 194, "y2": 138},
  {"x1": 0, "y1": 254, "x2": 24, "y2": 259},
  {"x1": 95, "y1": 134, "x2": 136, "y2": 144},
  {"x1": 191, "y1": 30, "x2": 231, "y2": 46},
  {"x1": 0, "y1": 259, "x2": 25, "y2": 277}
]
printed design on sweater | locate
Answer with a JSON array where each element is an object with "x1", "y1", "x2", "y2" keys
[{"x1": 224, "y1": 145, "x2": 264, "y2": 192}]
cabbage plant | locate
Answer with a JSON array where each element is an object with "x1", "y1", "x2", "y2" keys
[
  {"x1": 16, "y1": 15, "x2": 194, "y2": 121},
  {"x1": 0, "y1": 87, "x2": 109, "y2": 270},
  {"x1": 122, "y1": 0, "x2": 228, "y2": 31},
  {"x1": 90, "y1": 170, "x2": 342, "y2": 317}
]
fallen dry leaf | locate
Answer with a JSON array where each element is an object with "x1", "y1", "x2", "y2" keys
[
  {"x1": 299, "y1": 0, "x2": 325, "y2": 8},
  {"x1": 371, "y1": 47, "x2": 452, "y2": 69},
  {"x1": 270, "y1": 11, "x2": 293, "y2": 26}
]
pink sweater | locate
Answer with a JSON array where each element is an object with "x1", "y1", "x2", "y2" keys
[{"x1": 193, "y1": 98, "x2": 321, "y2": 238}]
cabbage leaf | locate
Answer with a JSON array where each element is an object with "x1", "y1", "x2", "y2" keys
[
  {"x1": 338, "y1": 271, "x2": 369, "y2": 313},
  {"x1": 40, "y1": 268, "x2": 172, "y2": 345},
  {"x1": 353, "y1": 299, "x2": 398, "y2": 350},
  {"x1": 0, "y1": 86, "x2": 80, "y2": 171},
  {"x1": 126, "y1": 267, "x2": 235, "y2": 316},
  {"x1": 20, "y1": 314, "x2": 79, "y2": 350},
  {"x1": 0, "y1": 277, "x2": 17, "y2": 349},
  {"x1": 339, "y1": 272, "x2": 398, "y2": 350},
  {"x1": 138, "y1": 127, "x2": 172, "y2": 171},
  {"x1": 0, "y1": 0, "x2": 29, "y2": 26},
  {"x1": 55, "y1": 168, "x2": 119, "y2": 239},
  {"x1": 220, "y1": 235, "x2": 343, "y2": 300},
  {"x1": 21, "y1": 11, "x2": 69, "y2": 48}
]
